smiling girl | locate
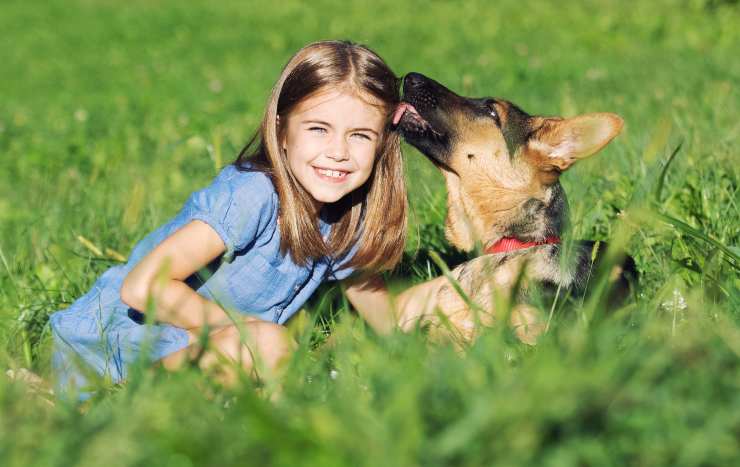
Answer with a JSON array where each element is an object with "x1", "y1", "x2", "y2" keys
[{"x1": 48, "y1": 40, "x2": 409, "y2": 400}]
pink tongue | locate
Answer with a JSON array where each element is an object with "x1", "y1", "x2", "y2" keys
[{"x1": 392, "y1": 103, "x2": 415, "y2": 125}]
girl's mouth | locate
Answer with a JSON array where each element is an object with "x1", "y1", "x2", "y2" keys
[{"x1": 314, "y1": 167, "x2": 349, "y2": 183}]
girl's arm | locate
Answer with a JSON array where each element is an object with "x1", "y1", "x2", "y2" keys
[
  {"x1": 342, "y1": 274, "x2": 447, "y2": 334},
  {"x1": 341, "y1": 275, "x2": 396, "y2": 335},
  {"x1": 120, "y1": 220, "x2": 240, "y2": 330}
]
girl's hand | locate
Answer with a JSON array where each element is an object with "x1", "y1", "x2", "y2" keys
[
  {"x1": 120, "y1": 220, "x2": 236, "y2": 329},
  {"x1": 343, "y1": 273, "x2": 450, "y2": 335},
  {"x1": 185, "y1": 329, "x2": 199, "y2": 346},
  {"x1": 342, "y1": 274, "x2": 399, "y2": 335}
]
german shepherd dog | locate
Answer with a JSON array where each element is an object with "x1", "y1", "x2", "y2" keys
[{"x1": 394, "y1": 72, "x2": 635, "y2": 344}]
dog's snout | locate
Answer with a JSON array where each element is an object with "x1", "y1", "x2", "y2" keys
[
  {"x1": 402, "y1": 72, "x2": 439, "y2": 111},
  {"x1": 404, "y1": 72, "x2": 427, "y2": 90}
]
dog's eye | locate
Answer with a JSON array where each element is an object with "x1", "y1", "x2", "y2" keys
[
  {"x1": 486, "y1": 100, "x2": 501, "y2": 127},
  {"x1": 490, "y1": 109, "x2": 500, "y2": 126}
]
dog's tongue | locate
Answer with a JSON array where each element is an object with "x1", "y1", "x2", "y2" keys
[{"x1": 392, "y1": 102, "x2": 417, "y2": 125}]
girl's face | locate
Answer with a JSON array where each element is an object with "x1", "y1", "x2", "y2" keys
[{"x1": 280, "y1": 89, "x2": 385, "y2": 206}]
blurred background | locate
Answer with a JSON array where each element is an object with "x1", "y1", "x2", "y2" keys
[{"x1": 1, "y1": 1, "x2": 738, "y2": 465}]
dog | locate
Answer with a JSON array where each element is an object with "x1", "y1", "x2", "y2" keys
[{"x1": 393, "y1": 72, "x2": 636, "y2": 344}]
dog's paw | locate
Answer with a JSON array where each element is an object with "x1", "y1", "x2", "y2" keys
[{"x1": 510, "y1": 305, "x2": 546, "y2": 345}]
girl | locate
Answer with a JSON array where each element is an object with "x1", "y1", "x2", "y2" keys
[{"x1": 48, "y1": 40, "x2": 409, "y2": 401}]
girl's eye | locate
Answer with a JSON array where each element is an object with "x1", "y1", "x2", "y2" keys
[
  {"x1": 351, "y1": 132, "x2": 372, "y2": 141},
  {"x1": 308, "y1": 126, "x2": 327, "y2": 134}
]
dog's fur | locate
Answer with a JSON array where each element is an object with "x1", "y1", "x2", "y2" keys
[{"x1": 394, "y1": 73, "x2": 635, "y2": 343}]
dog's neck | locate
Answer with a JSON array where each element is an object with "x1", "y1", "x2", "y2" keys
[
  {"x1": 440, "y1": 170, "x2": 564, "y2": 254},
  {"x1": 484, "y1": 236, "x2": 561, "y2": 254},
  {"x1": 441, "y1": 171, "x2": 479, "y2": 251},
  {"x1": 440, "y1": 170, "x2": 582, "y2": 288},
  {"x1": 442, "y1": 170, "x2": 522, "y2": 252}
]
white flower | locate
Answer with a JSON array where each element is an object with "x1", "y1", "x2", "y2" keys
[{"x1": 661, "y1": 288, "x2": 687, "y2": 312}]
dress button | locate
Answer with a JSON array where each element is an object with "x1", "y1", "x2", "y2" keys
[{"x1": 294, "y1": 284, "x2": 300, "y2": 291}]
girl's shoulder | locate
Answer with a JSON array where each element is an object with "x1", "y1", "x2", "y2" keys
[
  {"x1": 191, "y1": 163, "x2": 279, "y2": 215},
  {"x1": 215, "y1": 163, "x2": 277, "y2": 199},
  {"x1": 185, "y1": 163, "x2": 279, "y2": 262}
]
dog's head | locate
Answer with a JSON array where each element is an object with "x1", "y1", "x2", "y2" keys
[{"x1": 395, "y1": 72, "x2": 624, "y2": 252}]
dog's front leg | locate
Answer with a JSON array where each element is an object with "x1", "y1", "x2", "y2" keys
[
  {"x1": 395, "y1": 257, "x2": 500, "y2": 343},
  {"x1": 395, "y1": 275, "x2": 449, "y2": 332},
  {"x1": 394, "y1": 255, "x2": 547, "y2": 345}
]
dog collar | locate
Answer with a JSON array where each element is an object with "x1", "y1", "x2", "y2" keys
[{"x1": 485, "y1": 236, "x2": 560, "y2": 255}]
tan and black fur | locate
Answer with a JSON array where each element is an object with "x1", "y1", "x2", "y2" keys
[{"x1": 395, "y1": 73, "x2": 636, "y2": 344}]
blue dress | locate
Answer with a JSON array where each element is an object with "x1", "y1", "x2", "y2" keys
[{"x1": 48, "y1": 164, "x2": 356, "y2": 400}]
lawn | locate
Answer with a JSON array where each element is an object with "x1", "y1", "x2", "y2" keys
[{"x1": 1, "y1": 0, "x2": 738, "y2": 465}]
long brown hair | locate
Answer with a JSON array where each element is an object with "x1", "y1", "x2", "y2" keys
[{"x1": 233, "y1": 40, "x2": 407, "y2": 273}]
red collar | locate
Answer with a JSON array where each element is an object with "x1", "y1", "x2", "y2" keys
[{"x1": 485, "y1": 236, "x2": 560, "y2": 255}]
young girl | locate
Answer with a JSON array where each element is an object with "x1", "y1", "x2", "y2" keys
[{"x1": 48, "y1": 40, "x2": 409, "y2": 401}]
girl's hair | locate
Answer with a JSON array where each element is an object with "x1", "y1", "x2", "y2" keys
[{"x1": 233, "y1": 40, "x2": 407, "y2": 273}]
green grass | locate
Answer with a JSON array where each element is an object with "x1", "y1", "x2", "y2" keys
[{"x1": 1, "y1": 0, "x2": 739, "y2": 465}]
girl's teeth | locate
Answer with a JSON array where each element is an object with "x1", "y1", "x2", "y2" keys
[{"x1": 318, "y1": 168, "x2": 346, "y2": 178}]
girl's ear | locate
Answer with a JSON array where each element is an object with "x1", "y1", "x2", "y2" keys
[{"x1": 276, "y1": 115, "x2": 287, "y2": 152}]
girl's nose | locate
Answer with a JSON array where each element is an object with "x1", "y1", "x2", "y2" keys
[
  {"x1": 325, "y1": 151, "x2": 349, "y2": 162},
  {"x1": 325, "y1": 136, "x2": 350, "y2": 161}
]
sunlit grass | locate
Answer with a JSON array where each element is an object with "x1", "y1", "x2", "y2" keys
[{"x1": 1, "y1": 0, "x2": 738, "y2": 465}]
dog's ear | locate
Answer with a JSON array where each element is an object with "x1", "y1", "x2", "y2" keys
[{"x1": 529, "y1": 113, "x2": 624, "y2": 172}]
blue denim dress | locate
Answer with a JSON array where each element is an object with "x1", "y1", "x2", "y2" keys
[{"x1": 48, "y1": 164, "x2": 356, "y2": 400}]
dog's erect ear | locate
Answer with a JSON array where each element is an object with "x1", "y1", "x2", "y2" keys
[{"x1": 530, "y1": 113, "x2": 624, "y2": 171}]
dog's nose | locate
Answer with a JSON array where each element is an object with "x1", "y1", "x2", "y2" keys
[{"x1": 404, "y1": 72, "x2": 427, "y2": 89}]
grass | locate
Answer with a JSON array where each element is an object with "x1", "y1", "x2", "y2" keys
[{"x1": 1, "y1": 0, "x2": 739, "y2": 465}]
